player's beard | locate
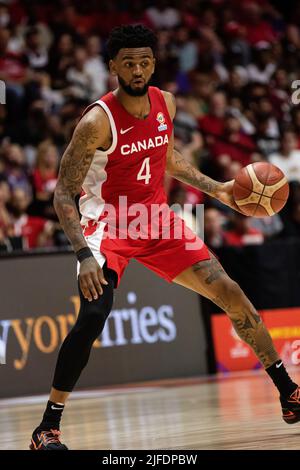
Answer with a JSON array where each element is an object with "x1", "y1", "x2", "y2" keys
[{"x1": 118, "y1": 76, "x2": 149, "y2": 97}]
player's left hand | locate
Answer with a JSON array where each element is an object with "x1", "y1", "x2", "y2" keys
[{"x1": 216, "y1": 180, "x2": 243, "y2": 214}]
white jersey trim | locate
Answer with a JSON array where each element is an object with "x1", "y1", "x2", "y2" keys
[{"x1": 95, "y1": 99, "x2": 118, "y2": 155}]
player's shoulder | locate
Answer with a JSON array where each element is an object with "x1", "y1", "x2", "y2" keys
[
  {"x1": 78, "y1": 103, "x2": 110, "y2": 134},
  {"x1": 160, "y1": 90, "x2": 176, "y2": 120},
  {"x1": 73, "y1": 102, "x2": 112, "y2": 150},
  {"x1": 161, "y1": 90, "x2": 175, "y2": 103}
]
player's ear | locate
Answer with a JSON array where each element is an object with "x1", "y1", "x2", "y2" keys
[
  {"x1": 109, "y1": 60, "x2": 117, "y2": 76},
  {"x1": 151, "y1": 58, "x2": 156, "y2": 75}
]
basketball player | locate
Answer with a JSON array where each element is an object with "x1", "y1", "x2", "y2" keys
[{"x1": 30, "y1": 25, "x2": 300, "y2": 450}]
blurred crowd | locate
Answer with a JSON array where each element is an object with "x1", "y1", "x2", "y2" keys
[{"x1": 0, "y1": 0, "x2": 300, "y2": 252}]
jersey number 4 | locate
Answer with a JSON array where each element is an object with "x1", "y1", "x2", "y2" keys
[{"x1": 137, "y1": 157, "x2": 151, "y2": 185}]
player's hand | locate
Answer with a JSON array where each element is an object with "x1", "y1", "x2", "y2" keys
[
  {"x1": 79, "y1": 257, "x2": 108, "y2": 301},
  {"x1": 216, "y1": 180, "x2": 243, "y2": 214}
]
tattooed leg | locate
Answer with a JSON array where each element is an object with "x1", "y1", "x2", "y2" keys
[{"x1": 173, "y1": 254, "x2": 279, "y2": 369}]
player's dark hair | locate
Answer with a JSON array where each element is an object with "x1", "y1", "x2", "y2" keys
[{"x1": 107, "y1": 24, "x2": 157, "y2": 59}]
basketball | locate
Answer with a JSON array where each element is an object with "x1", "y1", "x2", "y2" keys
[{"x1": 233, "y1": 162, "x2": 289, "y2": 217}]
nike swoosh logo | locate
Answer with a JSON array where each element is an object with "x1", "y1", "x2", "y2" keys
[
  {"x1": 120, "y1": 126, "x2": 134, "y2": 135},
  {"x1": 276, "y1": 361, "x2": 283, "y2": 368},
  {"x1": 51, "y1": 405, "x2": 64, "y2": 410}
]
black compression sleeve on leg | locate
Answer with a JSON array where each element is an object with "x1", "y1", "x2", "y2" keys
[{"x1": 52, "y1": 264, "x2": 116, "y2": 391}]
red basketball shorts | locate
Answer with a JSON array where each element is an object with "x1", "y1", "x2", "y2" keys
[{"x1": 79, "y1": 208, "x2": 211, "y2": 287}]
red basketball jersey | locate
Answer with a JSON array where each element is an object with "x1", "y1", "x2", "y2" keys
[{"x1": 79, "y1": 87, "x2": 173, "y2": 224}]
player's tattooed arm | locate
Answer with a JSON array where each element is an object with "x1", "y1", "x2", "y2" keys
[
  {"x1": 162, "y1": 91, "x2": 241, "y2": 210},
  {"x1": 168, "y1": 147, "x2": 221, "y2": 196},
  {"x1": 55, "y1": 107, "x2": 111, "y2": 301},
  {"x1": 165, "y1": 131, "x2": 224, "y2": 197},
  {"x1": 54, "y1": 107, "x2": 109, "y2": 252},
  {"x1": 167, "y1": 146, "x2": 242, "y2": 212}
]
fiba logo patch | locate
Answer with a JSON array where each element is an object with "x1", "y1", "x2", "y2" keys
[{"x1": 157, "y1": 112, "x2": 167, "y2": 132}]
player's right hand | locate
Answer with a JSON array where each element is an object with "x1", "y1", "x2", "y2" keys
[
  {"x1": 216, "y1": 180, "x2": 244, "y2": 214},
  {"x1": 79, "y1": 257, "x2": 108, "y2": 301}
]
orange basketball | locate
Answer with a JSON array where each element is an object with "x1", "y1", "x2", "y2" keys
[{"x1": 233, "y1": 162, "x2": 289, "y2": 217}]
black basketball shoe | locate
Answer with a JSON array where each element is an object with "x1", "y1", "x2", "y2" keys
[
  {"x1": 30, "y1": 428, "x2": 68, "y2": 450},
  {"x1": 280, "y1": 386, "x2": 300, "y2": 424}
]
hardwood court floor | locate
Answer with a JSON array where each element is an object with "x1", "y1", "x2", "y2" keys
[{"x1": 0, "y1": 369, "x2": 300, "y2": 450}]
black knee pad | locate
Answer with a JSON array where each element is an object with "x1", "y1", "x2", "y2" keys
[
  {"x1": 74, "y1": 263, "x2": 116, "y2": 336},
  {"x1": 78, "y1": 282, "x2": 113, "y2": 321}
]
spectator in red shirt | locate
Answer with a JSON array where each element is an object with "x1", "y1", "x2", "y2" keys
[
  {"x1": 0, "y1": 28, "x2": 28, "y2": 84},
  {"x1": 8, "y1": 187, "x2": 56, "y2": 249},
  {"x1": 198, "y1": 91, "x2": 227, "y2": 146},
  {"x1": 31, "y1": 140, "x2": 58, "y2": 219},
  {"x1": 210, "y1": 113, "x2": 257, "y2": 179},
  {"x1": 241, "y1": 3, "x2": 277, "y2": 46},
  {"x1": 32, "y1": 141, "x2": 58, "y2": 195},
  {"x1": 224, "y1": 211, "x2": 264, "y2": 246},
  {"x1": 62, "y1": 5, "x2": 95, "y2": 37}
]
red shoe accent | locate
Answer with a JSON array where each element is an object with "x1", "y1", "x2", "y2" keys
[
  {"x1": 287, "y1": 387, "x2": 300, "y2": 405},
  {"x1": 30, "y1": 429, "x2": 68, "y2": 450}
]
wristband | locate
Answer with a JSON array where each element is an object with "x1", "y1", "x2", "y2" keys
[{"x1": 76, "y1": 247, "x2": 93, "y2": 263}]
